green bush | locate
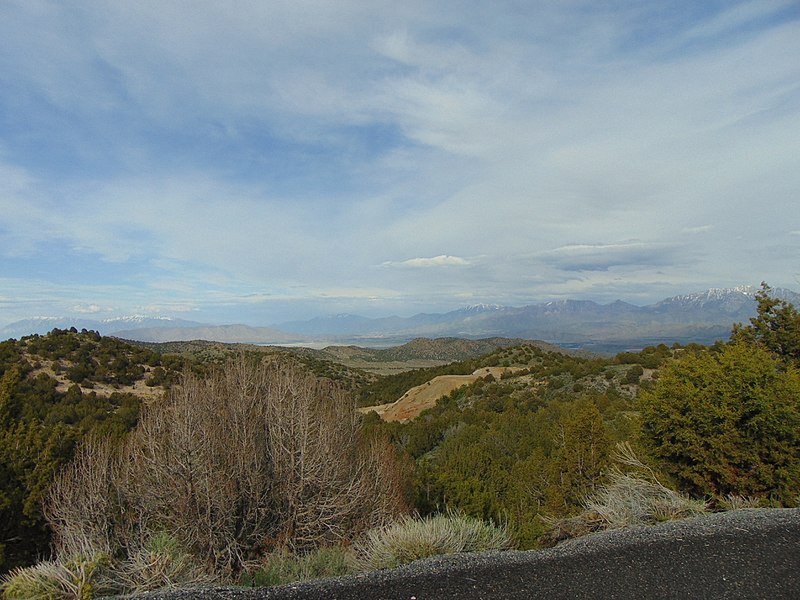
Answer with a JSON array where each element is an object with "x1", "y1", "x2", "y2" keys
[
  {"x1": 350, "y1": 513, "x2": 511, "y2": 571},
  {"x1": 623, "y1": 365, "x2": 644, "y2": 385},
  {"x1": 732, "y1": 283, "x2": 800, "y2": 363},
  {"x1": 640, "y1": 341, "x2": 800, "y2": 503}
]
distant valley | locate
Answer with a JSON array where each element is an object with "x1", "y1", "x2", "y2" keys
[{"x1": 3, "y1": 286, "x2": 799, "y2": 353}]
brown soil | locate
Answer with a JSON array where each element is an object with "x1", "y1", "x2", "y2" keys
[{"x1": 358, "y1": 367, "x2": 521, "y2": 423}]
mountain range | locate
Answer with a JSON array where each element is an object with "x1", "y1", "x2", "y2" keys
[
  {"x1": 0, "y1": 316, "x2": 206, "y2": 340},
  {"x1": 2, "y1": 286, "x2": 798, "y2": 353},
  {"x1": 276, "y1": 286, "x2": 800, "y2": 352}
]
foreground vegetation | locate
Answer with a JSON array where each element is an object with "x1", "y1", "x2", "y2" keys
[
  {"x1": 1, "y1": 284, "x2": 798, "y2": 598},
  {"x1": 0, "y1": 329, "x2": 190, "y2": 571}
]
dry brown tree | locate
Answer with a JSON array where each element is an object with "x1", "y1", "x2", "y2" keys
[
  {"x1": 46, "y1": 354, "x2": 408, "y2": 576},
  {"x1": 46, "y1": 434, "x2": 125, "y2": 558}
]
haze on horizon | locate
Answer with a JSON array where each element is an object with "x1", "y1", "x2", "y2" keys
[{"x1": 1, "y1": 1, "x2": 799, "y2": 328}]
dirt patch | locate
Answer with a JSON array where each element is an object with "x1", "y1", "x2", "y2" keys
[{"x1": 359, "y1": 367, "x2": 520, "y2": 423}]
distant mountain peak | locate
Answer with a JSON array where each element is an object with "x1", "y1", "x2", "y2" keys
[
  {"x1": 102, "y1": 315, "x2": 176, "y2": 324},
  {"x1": 462, "y1": 303, "x2": 503, "y2": 312},
  {"x1": 659, "y1": 286, "x2": 758, "y2": 306}
]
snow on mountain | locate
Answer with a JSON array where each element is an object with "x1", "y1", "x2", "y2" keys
[
  {"x1": 3, "y1": 286, "x2": 798, "y2": 348},
  {"x1": 461, "y1": 304, "x2": 503, "y2": 312},
  {"x1": 657, "y1": 286, "x2": 756, "y2": 308}
]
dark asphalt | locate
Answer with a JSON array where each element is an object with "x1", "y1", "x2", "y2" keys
[{"x1": 123, "y1": 508, "x2": 800, "y2": 600}]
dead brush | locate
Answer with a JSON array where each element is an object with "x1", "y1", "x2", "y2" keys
[{"x1": 542, "y1": 443, "x2": 707, "y2": 545}]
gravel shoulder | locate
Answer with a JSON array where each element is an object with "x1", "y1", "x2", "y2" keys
[{"x1": 115, "y1": 508, "x2": 800, "y2": 600}]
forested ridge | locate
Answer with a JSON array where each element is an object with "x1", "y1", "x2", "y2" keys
[{"x1": 1, "y1": 284, "x2": 799, "y2": 598}]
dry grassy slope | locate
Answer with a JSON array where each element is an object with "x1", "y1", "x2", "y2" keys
[
  {"x1": 359, "y1": 366, "x2": 521, "y2": 422},
  {"x1": 26, "y1": 356, "x2": 166, "y2": 402}
]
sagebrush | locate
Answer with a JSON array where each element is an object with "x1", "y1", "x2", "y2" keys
[
  {"x1": 1, "y1": 554, "x2": 113, "y2": 600},
  {"x1": 350, "y1": 513, "x2": 511, "y2": 571}
]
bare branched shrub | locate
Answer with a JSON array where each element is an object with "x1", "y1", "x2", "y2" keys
[
  {"x1": 46, "y1": 355, "x2": 408, "y2": 579},
  {"x1": 121, "y1": 358, "x2": 278, "y2": 572},
  {"x1": 46, "y1": 435, "x2": 128, "y2": 558}
]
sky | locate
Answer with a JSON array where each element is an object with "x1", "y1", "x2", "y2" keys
[{"x1": 1, "y1": 1, "x2": 799, "y2": 327}]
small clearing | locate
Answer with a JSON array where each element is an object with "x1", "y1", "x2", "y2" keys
[{"x1": 28, "y1": 358, "x2": 166, "y2": 402}]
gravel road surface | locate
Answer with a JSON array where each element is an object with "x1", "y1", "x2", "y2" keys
[{"x1": 117, "y1": 508, "x2": 800, "y2": 600}]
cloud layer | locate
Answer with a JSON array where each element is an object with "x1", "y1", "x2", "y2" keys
[{"x1": 0, "y1": 1, "x2": 798, "y2": 324}]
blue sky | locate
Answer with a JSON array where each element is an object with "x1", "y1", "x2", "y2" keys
[{"x1": 1, "y1": 1, "x2": 799, "y2": 326}]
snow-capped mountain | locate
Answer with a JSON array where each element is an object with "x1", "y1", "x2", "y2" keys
[
  {"x1": 273, "y1": 286, "x2": 800, "y2": 351},
  {"x1": 655, "y1": 286, "x2": 757, "y2": 311},
  {"x1": 3, "y1": 287, "x2": 798, "y2": 351}
]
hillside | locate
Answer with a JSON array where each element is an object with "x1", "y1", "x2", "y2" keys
[
  {"x1": 359, "y1": 366, "x2": 521, "y2": 422},
  {"x1": 0, "y1": 328, "x2": 188, "y2": 572},
  {"x1": 133, "y1": 337, "x2": 545, "y2": 377},
  {"x1": 335, "y1": 337, "x2": 562, "y2": 362},
  {"x1": 4, "y1": 286, "x2": 798, "y2": 596}
]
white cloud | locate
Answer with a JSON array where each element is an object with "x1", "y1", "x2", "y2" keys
[
  {"x1": 682, "y1": 225, "x2": 714, "y2": 234},
  {"x1": 384, "y1": 255, "x2": 471, "y2": 268},
  {"x1": 0, "y1": 2, "x2": 798, "y2": 321},
  {"x1": 72, "y1": 304, "x2": 103, "y2": 314}
]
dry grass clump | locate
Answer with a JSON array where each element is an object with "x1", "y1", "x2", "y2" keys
[
  {"x1": 542, "y1": 443, "x2": 707, "y2": 546},
  {"x1": 350, "y1": 513, "x2": 512, "y2": 571},
  {"x1": 1, "y1": 554, "x2": 114, "y2": 600},
  {"x1": 109, "y1": 532, "x2": 215, "y2": 593},
  {"x1": 586, "y1": 471, "x2": 707, "y2": 528},
  {"x1": 718, "y1": 494, "x2": 767, "y2": 511},
  {"x1": 1, "y1": 535, "x2": 213, "y2": 599},
  {"x1": 586, "y1": 442, "x2": 707, "y2": 528},
  {"x1": 239, "y1": 547, "x2": 352, "y2": 588}
]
